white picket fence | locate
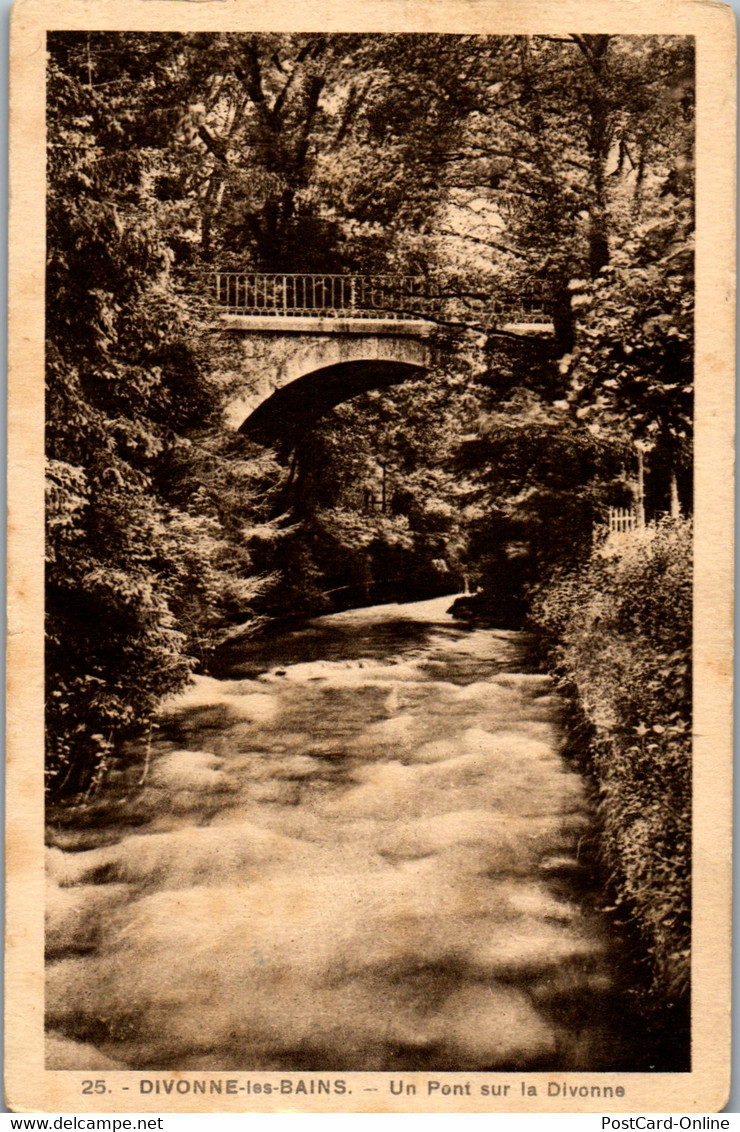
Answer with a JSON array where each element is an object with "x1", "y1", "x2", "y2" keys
[
  {"x1": 594, "y1": 506, "x2": 652, "y2": 556},
  {"x1": 607, "y1": 507, "x2": 639, "y2": 535}
]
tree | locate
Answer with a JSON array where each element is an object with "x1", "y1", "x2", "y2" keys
[
  {"x1": 451, "y1": 390, "x2": 631, "y2": 621},
  {"x1": 407, "y1": 35, "x2": 694, "y2": 350},
  {"x1": 562, "y1": 196, "x2": 693, "y2": 516},
  {"x1": 46, "y1": 36, "x2": 283, "y2": 797}
]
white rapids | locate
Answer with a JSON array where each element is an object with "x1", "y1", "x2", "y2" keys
[{"x1": 45, "y1": 595, "x2": 637, "y2": 1072}]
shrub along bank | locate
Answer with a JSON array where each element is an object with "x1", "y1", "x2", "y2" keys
[{"x1": 530, "y1": 517, "x2": 692, "y2": 1033}]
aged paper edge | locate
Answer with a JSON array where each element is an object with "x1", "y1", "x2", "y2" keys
[{"x1": 5, "y1": 0, "x2": 736, "y2": 1114}]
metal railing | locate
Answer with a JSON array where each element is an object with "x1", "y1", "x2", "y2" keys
[
  {"x1": 491, "y1": 296, "x2": 552, "y2": 324},
  {"x1": 212, "y1": 272, "x2": 552, "y2": 323},
  {"x1": 213, "y1": 273, "x2": 431, "y2": 319}
]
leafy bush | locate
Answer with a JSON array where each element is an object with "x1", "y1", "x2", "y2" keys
[{"x1": 530, "y1": 517, "x2": 692, "y2": 1012}]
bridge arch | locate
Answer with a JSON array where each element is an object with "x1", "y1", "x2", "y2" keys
[
  {"x1": 221, "y1": 317, "x2": 434, "y2": 441},
  {"x1": 239, "y1": 358, "x2": 429, "y2": 444}
]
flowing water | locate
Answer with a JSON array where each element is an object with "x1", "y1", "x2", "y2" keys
[{"x1": 46, "y1": 595, "x2": 642, "y2": 1073}]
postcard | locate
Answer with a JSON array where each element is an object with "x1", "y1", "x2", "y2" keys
[{"x1": 6, "y1": 0, "x2": 735, "y2": 1113}]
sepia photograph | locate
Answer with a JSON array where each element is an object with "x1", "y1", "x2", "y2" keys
[{"x1": 6, "y1": 0, "x2": 735, "y2": 1114}]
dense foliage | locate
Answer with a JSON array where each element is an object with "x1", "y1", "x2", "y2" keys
[
  {"x1": 46, "y1": 40, "x2": 285, "y2": 794},
  {"x1": 258, "y1": 398, "x2": 452, "y2": 612},
  {"x1": 450, "y1": 391, "x2": 633, "y2": 624},
  {"x1": 530, "y1": 518, "x2": 692, "y2": 1026},
  {"x1": 564, "y1": 201, "x2": 693, "y2": 513}
]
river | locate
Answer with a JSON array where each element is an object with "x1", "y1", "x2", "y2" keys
[{"x1": 46, "y1": 595, "x2": 644, "y2": 1073}]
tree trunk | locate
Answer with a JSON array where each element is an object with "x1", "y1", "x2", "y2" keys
[
  {"x1": 636, "y1": 446, "x2": 646, "y2": 529},
  {"x1": 669, "y1": 468, "x2": 681, "y2": 519},
  {"x1": 552, "y1": 285, "x2": 575, "y2": 352},
  {"x1": 587, "y1": 93, "x2": 610, "y2": 277},
  {"x1": 576, "y1": 36, "x2": 613, "y2": 278}
]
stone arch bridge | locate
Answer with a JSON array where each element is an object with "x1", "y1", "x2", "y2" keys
[{"x1": 213, "y1": 273, "x2": 553, "y2": 444}]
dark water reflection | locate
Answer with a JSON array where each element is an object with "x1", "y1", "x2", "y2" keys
[{"x1": 214, "y1": 599, "x2": 534, "y2": 679}]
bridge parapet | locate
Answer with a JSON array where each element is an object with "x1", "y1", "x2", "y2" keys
[
  {"x1": 212, "y1": 271, "x2": 553, "y2": 332},
  {"x1": 214, "y1": 272, "x2": 430, "y2": 320}
]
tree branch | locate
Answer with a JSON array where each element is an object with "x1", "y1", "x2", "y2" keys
[
  {"x1": 436, "y1": 228, "x2": 531, "y2": 262},
  {"x1": 271, "y1": 40, "x2": 316, "y2": 123},
  {"x1": 198, "y1": 125, "x2": 229, "y2": 165}
]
